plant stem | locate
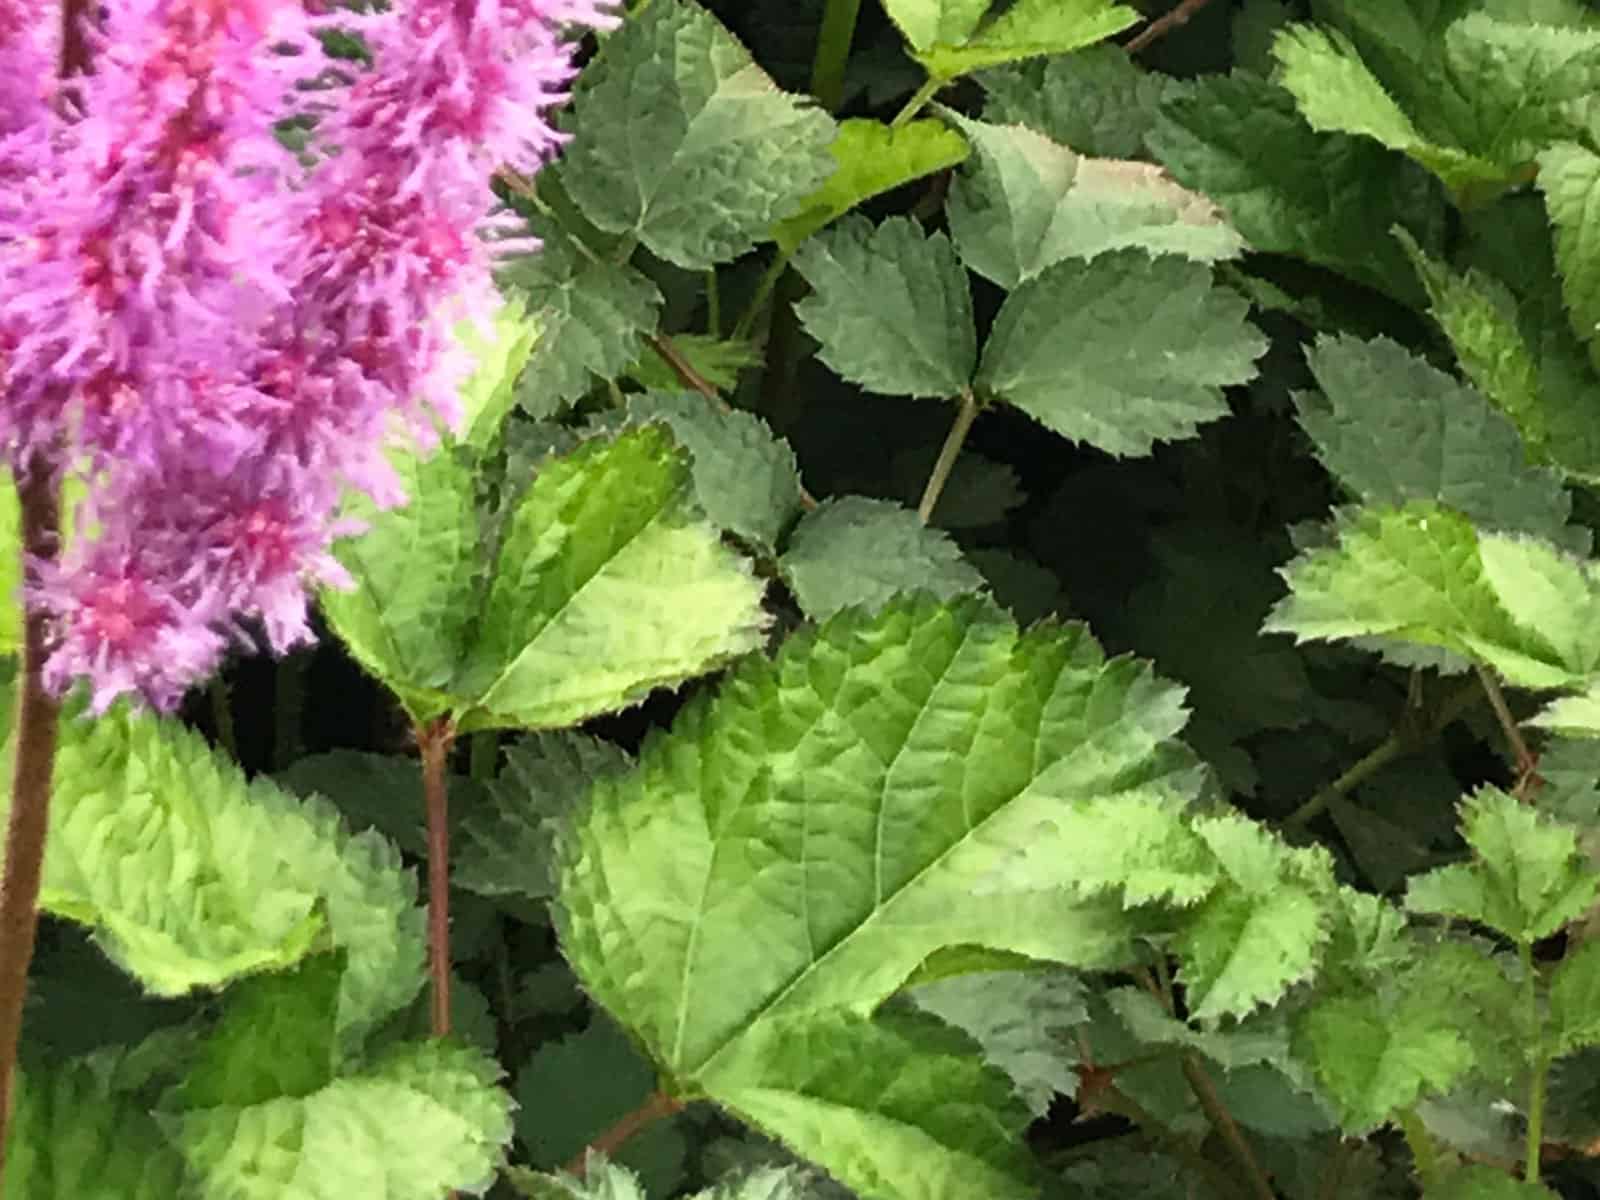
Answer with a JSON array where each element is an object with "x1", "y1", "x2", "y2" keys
[
  {"x1": 562, "y1": 1091, "x2": 686, "y2": 1178},
  {"x1": 892, "y1": 76, "x2": 943, "y2": 127},
  {"x1": 1521, "y1": 939, "x2": 1547, "y2": 1185},
  {"x1": 810, "y1": 0, "x2": 863, "y2": 112},
  {"x1": 731, "y1": 253, "x2": 790, "y2": 342},
  {"x1": 1475, "y1": 664, "x2": 1537, "y2": 782},
  {"x1": 1398, "y1": 1109, "x2": 1442, "y2": 1191},
  {"x1": 208, "y1": 675, "x2": 238, "y2": 760},
  {"x1": 918, "y1": 391, "x2": 979, "y2": 524},
  {"x1": 1181, "y1": 1054, "x2": 1277, "y2": 1200},
  {"x1": 1283, "y1": 678, "x2": 1481, "y2": 831},
  {"x1": 1124, "y1": 0, "x2": 1216, "y2": 53},
  {"x1": 417, "y1": 716, "x2": 457, "y2": 1037},
  {"x1": 0, "y1": 455, "x2": 63, "y2": 1185}
]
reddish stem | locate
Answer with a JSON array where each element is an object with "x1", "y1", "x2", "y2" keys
[
  {"x1": 561, "y1": 1091, "x2": 686, "y2": 1179},
  {"x1": 418, "y1": 716, "x2": 457, "y2": 1037},
  {"x1": 0, "y1": 456, "x2": 64, "y2": 1188}
]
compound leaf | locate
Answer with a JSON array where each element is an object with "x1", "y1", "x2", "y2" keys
[
  {"x1": 975, "y1": 250, "x2": 1265, "y2": 456},
  {"x1": 778, "y1": 496, "x2": 983, "y2": 620},
  {"x1": 560, "y1": 1, "x2": 836, "y2": 269},
  {"x1": 791, "y1": 216, "x2": 977, "y2": 399}
]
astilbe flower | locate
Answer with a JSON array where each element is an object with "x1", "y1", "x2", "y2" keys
[{"x1": 0, "y1": 0, "x2": 612, "y2": 712}]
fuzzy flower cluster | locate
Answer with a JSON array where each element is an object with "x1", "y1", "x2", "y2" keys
[{"x1": 0, "y1": 0, "x2": 613, "y2": 711}]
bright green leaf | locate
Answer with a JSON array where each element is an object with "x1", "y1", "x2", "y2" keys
[
  {"x1": 2, "y1": 709, "x2": 424, "y2": 1046},
  {"x1": 778, "y1": 496, "x2": 983, "y2": 619},
  {"x1": 624, "y1": 392, "x2": 804, "y2": 552},
  {"x1": 1532, "y1": 685, "x2": 1600, "y2": 737},
  {"x1": 455, "y1": 297, "x2": 540, "y2": 449},
  {"x1": 975, "y1": 250, "x2": 1265, "y2": 456},
  {"x1": 946, "y1": 115, "x2": 1245, "y2": 290},
  {"x1": 773, "y1": 119, "x2": 970, "y2": 252},
  {"x1": 454, "y1": 426, "x2": 770, "y2": 731},
  {"x1": 5, "y1": 1061, "x2": 191, "y2": 1198},
  {"x1": 1264, "y1": 503, "x2": 1574, "y2": 688},
  {"x1": 1476, "y1": 533, "x2": 1600, "y2": 677},
  {"x1": 1405, "y1": 787, "x2": 1600, "y2": 943},
  {"x1": 1296, "y1": 335, "x2": 1577, "y2": 544},
  {"x1": 322, "y1": 444, "x2": 480, "y2": 723},
  {"x1": 1539, "y1": 143, "x2": 1600, "y2": 357},
  {"x1": 916, "y1": 0, "x2": 1140, "y2": 81},
  {"x1": 560, "y1": 1, "x2": 836, "y2": 269},
  {"x1": 557, "y1": 596, "x2": 1206, "y2": 1197},
  {"x1": 879, "y1": 0, "x2": 991, "y2": 51},
  {"x1": 171, "y1": 1040, "x2": 512, "y2": 1200},
  {"x1": 791, "y1": 216, "x2": 976, "y2": 399}
]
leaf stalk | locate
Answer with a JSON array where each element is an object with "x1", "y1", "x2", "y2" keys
[
  {"x1": 918, "y1": 390, "x2": 980, "y2": 524},
  {"x1": 418, "y1": 715, "x2": 458, "y2": 1037}
]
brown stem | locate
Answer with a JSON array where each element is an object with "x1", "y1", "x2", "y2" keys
[
  {"x1": 0, "y1": 456, "x2": 63, "y2": 1187},
  {"x1": 1182, "y1": 1054, "x2": 1277, "y2": 1200},
  {"x1": 1475, "y1": 665, "x2": 1539, "y2": 793},
  {"x1": 417, "y1": 716, "x2": 457, "y2": 1037},
  {"x1": 561, "y1": 1091, "x2": 685, "y2": 1178},
  {"x1": 1124, "y1": 0, "x2": 1216, "y2": 53}
]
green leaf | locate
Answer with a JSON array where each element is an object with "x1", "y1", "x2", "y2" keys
[
  {"x1": 322, "y1": 444, "x2": 480, "y2": 723},
  {"x1": 1395, "y1": 231, "x2": 1571, "y2": 474},
  {"x1": 513, "y1": 1163, "x2": 816, "y2": 1200},
  {"x1": 501, "y1": 233, "x2": 664, "y2": 417},
  {"x1": 703, "y1": 1009, "x2": 1039, "y2": 1199},
  {"x1": 1149, "y1": 72, "x2": 1446, "y2": 304},
  {"x1": 1264, "y1": 503, "x2": 1575, "y2": 688},
  {"x1": 515, "y1": 1020, "x2": 689, "y2": 1192},
  {"x1": 455, "y1": 297, "x2": 540, "y2": 449},
  {"x1": 1405, "y1": 788, "x2": 1600, "y2": 943},
  {"x1": 1424, "y1": 1165, "x2": 1560, "y2": 1199},
  {"x1": 1292, "y1": 986, "x2": 1475, "y2": 1133},
  {"x1": 791, "y1": 216, "x2": 976, "y2": 399},
  {"x1": 879, "y1": 0, "x2": 991, "y2": 51},
  {"x1": 3, "y1": 709, "x2": 424, "y2": 1046},
  {"x1": 777, "y1": 496, "x2": 983, "y2": 620},
  {"x1": 624, "y1": 392, "x2": 804, "y2": 553},
  {"x1": 559, "y1": 0, "x2": 836, "y2": 269},
  {"x1": 456, "y1": 733, "x2": 631, "y2": 901},
  {"x1": 276, "y1": 750, "x2": 431, "y2": 859},
  {"x1": 453, "y1": 426, "x2": 769, "y2": 731},
  {"x1": 1476, "y1": 533, "x2": 1600, "y2": 677},
  {"x1": 1106, "y1": 987, "x2": 1300, "y2": 1076},
  {"x1": 174, "y1": 954, "x2": 341, "y2": 1110},
  {"x1": 1175, "y1": 814, "x2": 1338, "y2": 1021},
  {"x1": 1550, "y1": 939, "x2": 1600, "y2": 1054},
  {"x1": 1295, "y1": 335, "x2": 1577, "y2": 544},
  {"x1": 1271, "y1": 24, "x2": 1502, "y2": 195},
  {"x1": 975, "y1": 250, "x2": 1265, "y2": 456},
  {"x1": 1531, "y1": 685, "x2": 1600, "y2": 737},
  {"x1": 906, "y1": 969, "x2": 1088, "y2": 1117},
  {"x1": 626, "y1": 336, "x2": 760, "y2": 395},
  {"x1": 5, "y1": 1061, "x2": 192, "y2": 1198},
  {"x1": 171, "y1": 1040, "x2": 512, "y2": 1200},
  {"x1": 1539, "y1": 142, "x2": 1600, "y2": 358},
  {"x1": 979, "y1": 44, "x2": 1178, "y2": 159},
  {"x1": 946, "y1": 115, "x2": 1245, "y2": 291},
  {"x1": 557, "y1": 597, "x2": 1206, "y2": 1198},
  {"x1": 772, "y1": 119, "x2": 970, "y2": 253},
  {"x1": 916, "y1": 0, "x2": 1141, "y2": 81}
]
